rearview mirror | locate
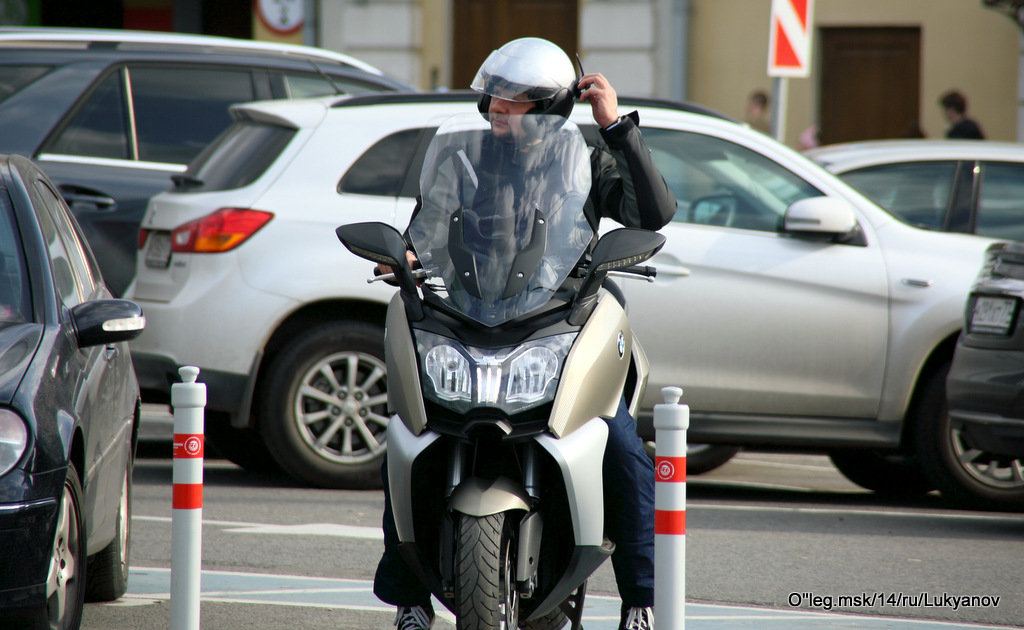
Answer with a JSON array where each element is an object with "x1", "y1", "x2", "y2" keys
[
  {"x1": 336, "y1": 222, "x2": 409, "y2": 268},
  {"x1": 570, "y1": 228, "x2": 666, "y2": 324},
  {"x1": 783, "y1": 197, "x2": 857, "y2": 235},
  {"x1": 590, "y1": 228, "x2": 666, "y2": 273},
  {"x1": 72, "y1": 299, "x2": 145, "y2": 348}
]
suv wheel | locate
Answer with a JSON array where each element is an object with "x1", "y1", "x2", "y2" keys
[
  {"x1": 260, "y1": 321, "x2": 388, "y2": 489},
  {"x1": 914, "y1": 362, "x2": 1024, "y2": 510}
]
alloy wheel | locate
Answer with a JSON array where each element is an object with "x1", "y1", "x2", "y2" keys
[{"x1": 292, "y1": 350, "x2": 389, "y2": 465}]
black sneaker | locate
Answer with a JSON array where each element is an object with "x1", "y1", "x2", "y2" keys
[
  {"x1": 619, "y1": 606, "x2": 654, "y2": 630},
  {"x1": 394, "y1": 605, "x2": 434, "y2": 630}
]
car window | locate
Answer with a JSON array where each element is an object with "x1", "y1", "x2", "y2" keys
[
  {"x1": 46, "y1": 70, "x2": 130, "y2": 160},
  {"x1": 0, "y1": 192, "x2": 32, "y2": 323},
  {"x1": 33, "y1": 184, "x2": 81, "y2": 306},
  {"x1": 338, "y1": 128, "x2": 424, "y2": 197},
  {"x1": 643, "y1": 128, "x2": 821, "y2": 232},
  {"x1": 178, "y1": 120, "x2": 296, "y2": 192},
  {"x1": 35, "y1": 181, "x2": 100, "y2": 299},
  {"x1": 977, "y1": 161, "x2": 1024, "y2": 240},
  {"x1": 0, "y1": 64, "x2": 53, "y2": 103},
  {"x1": 128, "y1": 65, "x2": 256, "y2": 164},
  {"x1": 838, "y1": 161, "x2": 956, "y2": 231},
  {"x1": 279, "y1": 71, "x2": 387, "y2": 98}
]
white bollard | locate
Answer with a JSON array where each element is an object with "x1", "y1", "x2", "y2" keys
[
  {"x1": 653, "y1": 386, "x2": 688, "y2": 630},
  {"x1": 170, "y1": 366, "x2": 206, "y2": 630}
]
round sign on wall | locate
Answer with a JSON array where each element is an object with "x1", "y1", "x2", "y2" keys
[{"x1": 256, "y1": 0, "x2": 304, "y2": 35}]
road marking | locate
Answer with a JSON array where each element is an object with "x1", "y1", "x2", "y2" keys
[
  {"x1": 133, "y1": 514, "x2": 383, "y2": 539},
  {"x1": 221, "y1": 522, "x2": 383, "y2": 539},
  {"x1": 728, "y1": 456, "x2": 838, "y2": 472},
  {"x1": 688, "y1": 502, "x2": 1024, "y2": 522}
]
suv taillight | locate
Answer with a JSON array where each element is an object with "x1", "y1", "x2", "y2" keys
[{"x1": 170, "y1": 208, "x2": 273, "y2": 253}]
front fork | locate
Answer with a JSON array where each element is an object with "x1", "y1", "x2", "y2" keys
[{"x1": 439, "y1": 441, "x2": 543, "y2": 600}]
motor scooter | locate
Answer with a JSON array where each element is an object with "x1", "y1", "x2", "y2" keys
[{"x1": 337, "y1": 113, "x2": 664, "y2": 630}]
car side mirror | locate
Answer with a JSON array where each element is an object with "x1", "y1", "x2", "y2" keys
[
  {"x1": 72, "y1": 299, "x2": 145, "y2": 348},
  {"x1": 783, "y1": 197, "x2": 857, "y2": 236}
]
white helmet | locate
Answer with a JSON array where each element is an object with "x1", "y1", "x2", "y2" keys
[{"x1": 471, "y1": 37, "x2": 579, "y2": 118}]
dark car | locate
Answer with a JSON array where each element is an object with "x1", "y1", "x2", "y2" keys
[
  {"x1": 0, "y1": 154, "x2": 145, "y2": 627},
  {"x1": 946, "y1": 240, "x2": 1024, "y2": 509},
  {"x1": 0, "y1": 27, "x2": 412, "y2": 296}
]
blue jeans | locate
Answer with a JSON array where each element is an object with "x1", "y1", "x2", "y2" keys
[{"x1": 373, "y1": 398, "x2": 655, "y2": 609}]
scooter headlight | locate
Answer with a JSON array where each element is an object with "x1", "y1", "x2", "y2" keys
[
  {"x1": 415, "y1": 331, "x2": 576, "y2": 415},
  {"x1": 506, "y1": 346, "x2": 559, "y2": 404},
  {"x1": 423, "y1": 343, "x2": 472, "y2": 402}
]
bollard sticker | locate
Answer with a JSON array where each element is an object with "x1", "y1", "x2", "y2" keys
[
  {"x1": 173, "y1": 483, "x2": 203, "y2": 510},
  {"x1": 173, "y1": 434, "x2": 204, "y2": 458},
  {"x1": 655, "y1": 456, "x2": 686, "y2": 482},
  {"x1": 655, "y1": 509, "x2": 686, "y2": 535}
]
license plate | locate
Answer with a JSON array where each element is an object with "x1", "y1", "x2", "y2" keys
[
  {"x1": 970, "y1": 296, "x2": 1017, "y2": 334},
  {"x1": 145, "y1": 232, "x2": 172, "y2": 269}
]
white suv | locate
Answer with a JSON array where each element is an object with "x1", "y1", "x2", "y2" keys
[{"x1": 127, "y1": 92, "x2": 1012, "y2": 509}]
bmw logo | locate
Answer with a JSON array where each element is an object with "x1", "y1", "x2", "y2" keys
[{"x1": 617, "y1": 332, "x2": 626, "y2": 358}]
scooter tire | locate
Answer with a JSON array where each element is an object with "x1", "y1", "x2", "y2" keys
[{"x1": 455, "y1": 513, "x2": 519, "y2": 630}]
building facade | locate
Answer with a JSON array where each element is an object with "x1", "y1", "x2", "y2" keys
[
  {"x1": 9, "y1": 0, "x2": 1022, "y2": 145},
  {"x1": 312, "y1": 0, "x2": 1022, "y2": 145}
]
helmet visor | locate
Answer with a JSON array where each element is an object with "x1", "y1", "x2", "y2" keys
[{"x1": 471, "y1": 48, "x2": 568, "y2": 102}]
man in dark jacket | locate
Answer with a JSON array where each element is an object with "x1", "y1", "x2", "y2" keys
[
  {"x1": 376, "y1": 37, "x2": 676, "y2": 630},
  {"x1": 940, "y1": 90, "x2": 985, "y2": 140}
]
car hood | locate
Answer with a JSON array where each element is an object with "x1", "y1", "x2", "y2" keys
[{"x1": 0, "y1": 324, "x2": 42, "y2": 404}]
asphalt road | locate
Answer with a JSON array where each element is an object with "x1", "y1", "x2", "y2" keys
[{"x1": 81, "y1": 432, "x2": 1024, "y2": 629}]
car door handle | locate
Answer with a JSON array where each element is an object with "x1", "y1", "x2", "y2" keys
[
  {"x1": 657, "y1": 263, "x2": 692, "y2": 278},
  {"x1": 59, "y1": 185, "x2": 116, "y2": 211}
]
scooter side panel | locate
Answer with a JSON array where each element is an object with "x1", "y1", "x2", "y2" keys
[
  {"x1": 385, "y1": 292, "x2": 428, "y2": 434},
  {"x1": 627, "y1": 337, "x2": 650, "y2": 419},
  {"x1": 386, "y1": 415, "x2": 440, "y2": 542},
  {"x1": 550, "y1": 295, "x2": 633, "y2": 437},
  {"x1": 535, "y1": 418, "x2": 608, "y2": 546}
]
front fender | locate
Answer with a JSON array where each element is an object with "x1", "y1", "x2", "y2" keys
[{"x1": 449, "y1": 477, "x2": 530, "y2": 516}]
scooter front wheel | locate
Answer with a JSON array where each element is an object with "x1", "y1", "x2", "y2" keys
[{"x1": 455, "y1": 512, "x2": 519, "y2": 630}]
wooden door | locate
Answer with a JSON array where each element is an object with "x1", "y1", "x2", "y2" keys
[
  {"x1": 451, "y1": 0, "x2": 578, "y2": 92},
  {"x1": 819, "y1": 27, "x2": 921, "y2": 144}
]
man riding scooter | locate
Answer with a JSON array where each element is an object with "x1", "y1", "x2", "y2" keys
[{"x1": 373, "y1": 37, "x2": 677, "y2": 630}]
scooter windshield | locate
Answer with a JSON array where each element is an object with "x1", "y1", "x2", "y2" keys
[{"x1": 408, "y1": 113, "x2": 593, "y2": 326}]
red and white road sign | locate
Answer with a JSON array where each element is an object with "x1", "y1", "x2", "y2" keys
[{"x1": 768, "y1": 0, "x2": 814, "y2": 77}]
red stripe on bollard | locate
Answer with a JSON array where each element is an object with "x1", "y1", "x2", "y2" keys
[
  {"x1": 173, "y1": 483, "x2": 203, "y2": 510},
  {"x1": 173, "y1": 434, "x2": 205, "y2": 458},
  {"x1": 655, "y1": 456, "x2": 687, "y2": 482},
  {"x1": 655, "y1": 509, "x2": 686, "y2": 535}
]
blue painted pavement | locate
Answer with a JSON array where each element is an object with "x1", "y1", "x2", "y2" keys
[{"x1": 118, "y1": 567, "x2": 1017, "y2": 629}]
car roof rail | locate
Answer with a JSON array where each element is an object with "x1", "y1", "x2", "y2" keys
[{"x1": 0, "y1": 26, "x2": 386, "y2": 75}]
